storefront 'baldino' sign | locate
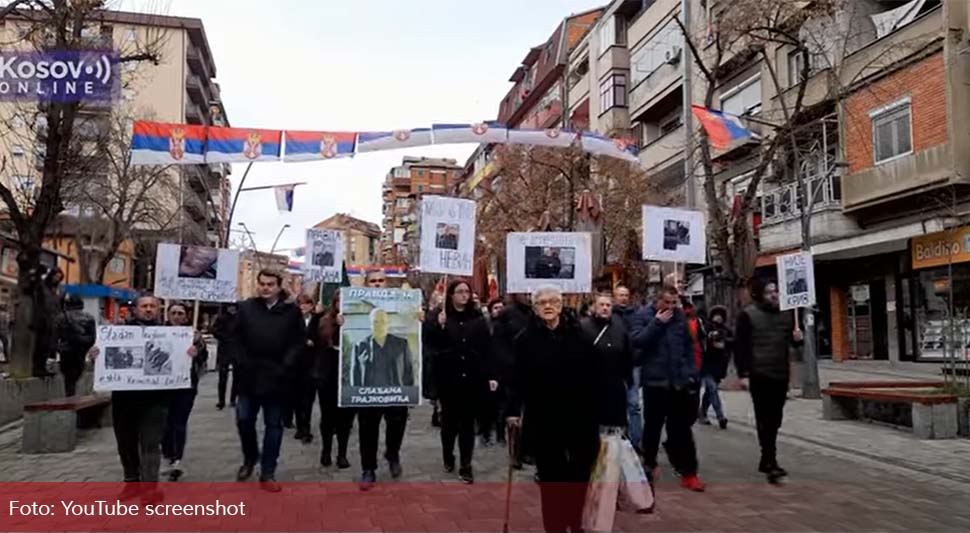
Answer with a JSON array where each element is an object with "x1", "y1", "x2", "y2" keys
[{"x1": 912, "y1": 226, "x2": 970, "y2": 269}]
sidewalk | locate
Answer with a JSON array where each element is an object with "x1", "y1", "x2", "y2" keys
[{"x1": 717, "y1": 360, "x2": 970, "y2": 486}]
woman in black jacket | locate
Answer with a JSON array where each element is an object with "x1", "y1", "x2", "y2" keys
[
  {"x1": 507, "y1": 285, "x2": 599, "y2": 533},
  {"x1": 315, "y1": 291, "x2": 356, "y2": 469},
  {"x1": 424, "y1": 279, "x2": 494, "y2": 484}
]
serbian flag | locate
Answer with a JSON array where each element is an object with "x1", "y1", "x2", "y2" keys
[
  {"x1": 357, "y1": 128, "x2": 433, "y2": 153},
  {"x1": 130, "y1": 121, "x2": 205, "y2": 165},
  {"x1": 432, "y1": 122, "x2": 508, "y2": 145},
  {"x1": 206, "y1": 126, "x2": 282, "y2": 163},
  {"x1": 580, "y1": 132, "x2": 640, "y2": 163},
  {"x1": 284, "y1": 130, "x2": 356, "y2": 162},
  {"x1": 507, "y1": 127, "x2": 579, "y2": 148},
  {"x1": 274, "y1": 185, "x2": 295, "y2": 212},
  {"x1": 691, "y1": 105, "x2": 754, "y2": 149}
]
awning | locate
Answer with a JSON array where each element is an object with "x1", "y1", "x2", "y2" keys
[
  {"x1": 811, "y1": 218, "x2": 946, "y2": 260},
  {"x1": 63, "y1": 284, "x2": 138, "y2": 301}
]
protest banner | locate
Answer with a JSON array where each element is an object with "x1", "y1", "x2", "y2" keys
[
  {"x1": 642, "y1": 205, "x2": 707, "y2": 264},
  {"x1": 304, "y1": 229, "x2": 344, "y2": 283},
  {"x1": 777, "y1": 251, "x2": 816, "y2": 311},
  {"x1": 506, "y1": 232, "x2": 592, "y2": 294},
  {"x1": 338, "y1": 287, "x2": 422, "y2": 407},
  {"x1": 419, "y1": 195, "x2": 476, "y2": 276},
  {"x1": 154, "y1": 243, "x2": 239, "y2": 302},
  {"x1": 93, "y1": 326, "x2": 194, "y2": 391}
]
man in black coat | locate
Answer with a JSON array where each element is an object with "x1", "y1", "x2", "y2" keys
[
  {"x1": 229, "y1": 270, "x2": 305, "y2": 492},
  {"x1": 212, "y1": 305, "x2": 239, "y2": 410},
  {"x1": 580, "y1": 292, "x2": 633, "y2": 429},
  {"x1": 56, "y1": 294, "x2": 96, "y2": 397}
]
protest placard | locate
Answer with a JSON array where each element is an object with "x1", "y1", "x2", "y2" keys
[
  {"x1": 154, "y1": 243, "x2": 239, "y2": 302},
  {"x1": 506, "y1": 232, "x2": 592, "y2": 294},
  {"x1": 93, "y1": 326, "x2": 194, "y2": 391},
  {"x1": 419, "y1": 195, "x2": 476, "y2": 276}
]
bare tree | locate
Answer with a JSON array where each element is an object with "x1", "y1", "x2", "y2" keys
[{"x1": 0, "y1": 0, "x2": 167, "y2": 377}]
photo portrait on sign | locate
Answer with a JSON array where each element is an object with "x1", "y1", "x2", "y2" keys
[
  {"x1": 303, "y1": 229, "x2": 344, "y2": 283},
  {"x1": 419, "y1": 196, "x2": 476, "y2": 276},
  {"x1": 94, "y1": 326, "x2": 193, "y2": 391},
  {"x1": 154, "y1": 243, "x2": 239, "y2": 302},
  {"x1": 506, "y1": 232, "x2": 592, "y2": 293},
  {"x1": 776, "y1": 251, "x2": 816, "y2": 311},
  {"x1": 642, "y1": 206, "x2": 707, "y2": 264},
  {"x1": 338, "y1": 287, "x2": 422, "y2": 407}
]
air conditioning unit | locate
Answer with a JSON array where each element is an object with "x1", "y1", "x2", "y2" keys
[{"x1": 665, "y1": 47, "x2": 682, "y2": 65}]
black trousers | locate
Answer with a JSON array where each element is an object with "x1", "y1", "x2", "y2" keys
[
  {"x1": 217, "y1": 362, "x2": 237, "y2": 406},
  {"x1": 60, "y1": 354, "x2": 85, "y2": 397},
  {"x1": 642, "y1": 386, "x2": 699, "y2": 476},
  {"x1": 534, "y1": 432, "x2": 598, "y2": 533},
  {"x1": 358, "y1": 407, "x2": 408, "y2": 471},
  {"x1": 750, "y1": 377, "x2": 788, "y2": 465},
  {"x1": 112, "y1": 392, "x2": 169, "y2": 482},
  {"x1": 440, "y1": 395, "x2": 476, "y2": 468},
  {"x1": 294, "y1": 379, "x2": 316, "y2": 435},
  {"x1": 318, "y1": 382, "x2": 355, "y2": 458},
  {"x1": 162, "y1": 389, "x2": 196, "y2": 462},
  {"x1": 478, "y1": 388, "x2": 506, "y2": 442}
]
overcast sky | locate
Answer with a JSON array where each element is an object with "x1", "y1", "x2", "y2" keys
[{"x1": 122, "y1": 0, "x2": 604, "y2": 254}]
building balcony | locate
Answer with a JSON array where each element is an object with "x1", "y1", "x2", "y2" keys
[
  {"x1": 638, "y1": 124, "x2": 684, "y2": 173},
  {"x1": 185, "y1": 71, "x2": 211, "y2": 108},
  {"x1": 185, "y1": 101, "x2": 206, "y2": 125},
  {"x1": 759, "y1": 168, "x2": 858, "y2": 252}
]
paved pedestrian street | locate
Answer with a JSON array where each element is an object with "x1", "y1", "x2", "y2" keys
[{"x1": 1, "y1": 374, "x2": 969, "y2": 532}]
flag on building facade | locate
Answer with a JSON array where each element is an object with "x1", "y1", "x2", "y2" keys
[
  {"x1": 274, "y1": 185, "x2": 295, "y2": 212},
  {"x1": 432, "y1": 122, "x2": 508, "y2": 145},
  {"x1": 130, "y1": 121, "x2": 206, "y2": 165},
  {"x1": 690, "y1": 105, "x2": 754, "y2": 150},
  {"x1": 580, "y1": 132, "x2": 640, "y2": 163},
  {"x1": 284, "y1": 130, "x2": 356, "y2": 161},
  {"x1": 357, "y1": 128, "x2": 433, "y2": 153},
  {"x1": 507, "y1": 127, "x2": 579, "y2": 148},
  {"x1": 205, "y1": 126, "x2": 282, "y2": 163}
]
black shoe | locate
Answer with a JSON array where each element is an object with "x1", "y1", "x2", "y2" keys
[
  {"x1": 294, "y1": 430, "x2": 306, "y2": 441},
  {"x1": 320, "y1": 453, "x2": 333, "y2": 468},
  {"x1": 388, "y1": 460, "x2": 402, "y2": 479},
  {"x1": 698, "y1": 416, "x2": 711, "y2": 425},
  {"x1": 496, "y1": 435, "x2": 507, "y2": 445},
  {"x1": 443, "y1": 456, "x2": 455, "y2": 473},
  {"x1": 360, "y1": 470, "x2": 377, "y2": 491},
  {"x1": 301, "y1": 433, "x2": 313, "y2": 444},
  {"x1": 259, "y1": 476, "x2": 282, "y2": 493},
  {"x1": 237, "y1": 464, "x2": 255, "y2": 481},
  {"x1": 769, "y1": 465, "x2": 788, "y2": 477},
  {"x1": 458, "y1": 466, "x2": 474, "y2": 484},
  {"x1": 336, "y1": 456, "x2": 351, "y2": 469},
  {"x1": 718, "y1": 418, "x2": 728, "y2": 430},
  {"x1": 216, "y1": 403, "x2": 225, "y2": 410},
  {"x1": 283, "y1": 420, "x2": 294, "y2": 429},
  {"x1": 480, "y1": 436, "x2": 493, "y2": 448},
  {"x1": 512, "y1": 459, "x2": 523, "y2": 470}
]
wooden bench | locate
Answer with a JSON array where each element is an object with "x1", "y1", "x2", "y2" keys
[
  {"x1": 822, "y1": 381, "x2": 958, "y2": 439},
  {"x1": 22, "y1": 395, "x2": 112, "y2": 454}
]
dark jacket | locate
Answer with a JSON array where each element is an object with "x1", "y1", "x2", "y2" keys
[
  {"x1": 424, "y1": 306, "x2": 493, "y2": 401},
  {"x1": 212, "y1": 311, "x2": 238, "y2": 366},
  {"x1": 735, "y1": 302, "x2": 801, "y2": 382},
  {"x1": 630, "y1": 304, "x2": 697, "y2": 389},
  {"x1": 703, "y1": 321, "x2": 733, "y2": 380},
  {"x1": 230, "y1": 295, "x2": 306, "y2": 397},
  {"x1": 613, "y1": 303, "x2": 642, "y2": 366},
  {"x1": 300, "y1": 312, "x2": 323, "y2": 379},
  {"x1": 580, "y1": 314, "x2": 632, "y2": 427},
  {"x1": 489, "y1": 301, "x2": 531, "y2": 385},
  {"x1": 313, "y1": 311, "x2": 342, "y2": 388},
  {"x1": 507, "y1": 315, "x2": 599, "y2": 445},
  {"x1": 350, "y1": 333, "x2": 414, "y2": 387},
  {"x1": 55, "y1": 308, "x2": 96, "y2": 357}
]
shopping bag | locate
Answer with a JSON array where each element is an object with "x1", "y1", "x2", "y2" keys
[
  {"x1": 582, "y1": 433, "x2": 622, "y2": 533},
  {"x1": 617, "y1": 437, "x2": 654, "y2": 513}
]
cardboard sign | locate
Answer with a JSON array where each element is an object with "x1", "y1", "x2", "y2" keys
[
  {"x1": 93, "y1": 326, "x2": 193, "y2": 391},
  {"x1": 304, "y1": 229, "x2": 344, "y2": 283},
  {"x1": 642, "y1": 205, "x2": 707, "y2": 265},
  {"x1": 506, "y1": 232, "x2": 592, "y2": 294},
  {"x1": 777, "y1": 251, "x2": 816, "y2": 311},
  {"x1": 154, "y1": 244, "x2": 239, "y2": 302},
  {"x1": 419, "y1": 195, "x2": 476, "y2": 276}
]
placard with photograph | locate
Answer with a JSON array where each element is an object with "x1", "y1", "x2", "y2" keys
[
  {"x1": 419, "y1": 195, "x2": 476, "y2": 276},
  {"x1": 777, "y1": 251, "x2": 816, "y2": 311},
  {"x1": 93, "y1": 325, "x2": 194, "y2": 391},
  {"x1": 642, "y1": 206, "x2": 707, "y2": 264},
  {"x1": 338, "y1": 287, "x2": 422, "y2": 407},
  {"x1": 304, "y1": 229, "x2": 344, "y2": 283},
  {"x1": 506, "y1": 232, "x2": 592, "y2": 294},
  {"x1": 154, "y1": 243, "x2": 240, "y2": 302}
]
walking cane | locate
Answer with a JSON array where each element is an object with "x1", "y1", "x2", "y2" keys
[{"x1": 502, "y1": 423, "x2": 519, "y2": 533}]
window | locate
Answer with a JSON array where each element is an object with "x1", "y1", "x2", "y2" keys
[
  {"x1": 720, "y1": 75, "x2": 761, "y2": 116},
  {"x1": 416, "y1": 170, "x2": 424, "y2": 177},
  {"x1": 599, "y1": 16, "x2": 616, "y2": 53},
  {"x1": 871, "y1": 100, "x2": 912, "y2": 163},
  {"x1": 630, "y1": 18, "x2": 682, "y2": 86},
  {"x1": 393, "y1": 167, "x2": 408, "y2": 178},
  {"x1": 417, "y1": 185, "x2": 424, "y2": 193},
  {"x1": 11, "y1": 145, "x2": 24, "y2": 157},
  {"x1": 788, "y1": 50, "x2": 806, "y2": 88},
  {"x1": 395, "y1": 198, "x2": 409, "y2": 208},
  {"x1": 109, "y1": 256, "x2": 126, "y2": 275},
  {"x1": 599, "y1": 73, "x2": 628, "y2": 111}
]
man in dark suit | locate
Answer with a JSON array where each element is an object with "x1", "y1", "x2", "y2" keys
[
  {"x1": 534, "y1": 248, "x2": 562, "y2": 279},
  {"x1": 351, "y1": 308, "x2": 414, "y2": 387}
]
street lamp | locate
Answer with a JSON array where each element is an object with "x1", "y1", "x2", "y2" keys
[{"x1": 270, "y1": 224, "x2": 291, "y2": 255}]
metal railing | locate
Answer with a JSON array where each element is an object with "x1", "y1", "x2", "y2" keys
[{"x1": 761, "y1": 161, "x2": 842, "y2": 225}]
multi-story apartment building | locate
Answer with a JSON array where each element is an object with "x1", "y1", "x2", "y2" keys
[
  {"x1": 0, "y1": 10, "x2": 230, "y2": 292},
  {"x1": 313, "y1": 213, "x2": 381, "y2": 266},
  {"x1": 381, "y1": 157, "x2": 462, "y2": 265}
]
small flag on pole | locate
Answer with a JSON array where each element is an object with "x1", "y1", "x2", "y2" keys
[
  {"x1": 690, "y1": 105, "x2": 755, "y2": 150},
  {"x1": 275, "y1": 185, "x2": 295, "y2": 212}
]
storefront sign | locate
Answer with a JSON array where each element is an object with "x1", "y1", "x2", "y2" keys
[{"x1": 912, "y1": 227, "x2": 970, "y2": 269}]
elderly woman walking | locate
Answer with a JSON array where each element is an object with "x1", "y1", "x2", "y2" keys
[{"x1": 506, "y1": 285, "x2": 600, "y2": 533}]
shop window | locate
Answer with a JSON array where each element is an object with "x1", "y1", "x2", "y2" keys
[{"x1": 871, "y1": 99, "x2": 912, "y2": 164}]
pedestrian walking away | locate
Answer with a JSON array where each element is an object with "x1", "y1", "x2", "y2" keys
[
  {"x1": 55, "y1": 294, "x2": 96, "y2": 397},
  {"x1": 478, "y1": 298, "x2": 507, "y2": 447},
  {"x1": 700, "y1": 305, "x2": 733, "y2": 429},
  {"x1": 229, "y1": 269, "x2": 306, "y2": 492},
  {"x1": 631, "y1": 285, "x2": 706, "y2": 492},
  {"x1": 425, "y1": 280, "x2": 495, "y2": 484},
  {"x1": 212, "y1": 305, "x2": 239, "y2": 410},
  {"x1": 507, "y1": 285, "x2": 600, "y2": 533},
  {"x1": 161, "y1": 302, "x2": 209, "y2": 481},
  {"x1": 315, "y1": 291, "x2": 356, "y2": 470},
  {"x1": 735, "y1": 278, "x2": 803, "y2": 484},
  {"x1": 611, "y1": 285, "x2": 642, "y2": 452}
]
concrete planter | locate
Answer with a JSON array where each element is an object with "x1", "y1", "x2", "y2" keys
[{"x1": 0, "y1": 371, "x2": 94, "y2": 426}]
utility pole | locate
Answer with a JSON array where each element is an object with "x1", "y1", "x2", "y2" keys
[{"x1": 682, "y1": 0, "x2": 695, "y2": 210}]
